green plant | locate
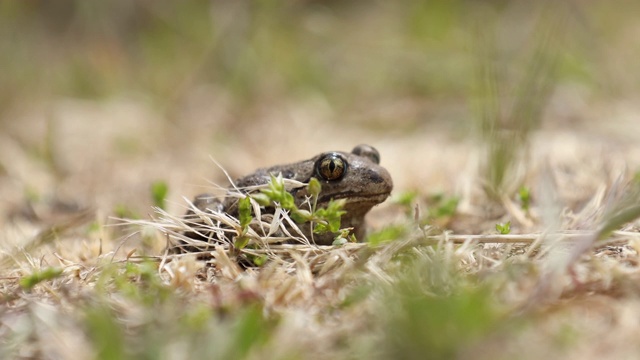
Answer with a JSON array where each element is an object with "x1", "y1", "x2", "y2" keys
[
  {"x1": 251, "y1": 174, "x2": 348, "y2": 241},
  {"x1": 150, "y1": 180, "x2": 169, "y2": 210},
  {"x1": 367, "y1": 225, "x2": 408, "y2": 247},
  {"x1": 496, "y1": 221, "x2": 511, "y2": 234},
  {"x1": 427, "y1": 193, "x2": 459, "y2": 220},
  {"x1": 518, "y1": 186, "x2": 532, "y2": 212},
  {"x1": 19, "y1": 267, "x2": 63, "y2": 290},
  {"x1": 378, "y1": 248, "x2": 509, "y2": 360}
]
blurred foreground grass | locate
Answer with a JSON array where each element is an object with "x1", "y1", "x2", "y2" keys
[{"x1": 3, "y1": 1, "x2": 640, "y2": 359}]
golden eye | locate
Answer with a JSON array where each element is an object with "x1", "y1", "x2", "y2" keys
[{"x1": 315, "y1": 153, "x2": 347, "y2": 181}]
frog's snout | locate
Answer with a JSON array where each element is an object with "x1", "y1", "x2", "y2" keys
[{"x1": 366, "y1": 167, "x2": 393, "y2": 195}]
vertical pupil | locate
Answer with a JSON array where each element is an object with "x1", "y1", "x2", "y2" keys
[{"x1": 329, "y1": 161, "x2": 336, "y2": 173}]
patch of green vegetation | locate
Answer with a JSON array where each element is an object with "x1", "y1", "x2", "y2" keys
[
  {"x1": 312, "y1": 199, "x2": 347, "y2": 235},
  {"x1": 24, "y1": 186, "x2": 41, "y2": 203},
  {"x1": 249, "y1": 254, "x2": 269, "y2": 267},
  {"x1": 114, "y1": 204, "x2": 139, "y2": 219},
  {"x1": 251, "y1": 174, "x2": 348, "y2": 242},
  {"x1": 496, "y1": 221, "x2": 511, "y2": 235},
  {"x1": 251, "y1": 174, "x2": 298, "y2": 211},
  {"x1": 332, "y1": 228, "x2": 357, "y2": 246},
  {"x1": 78, "y1": 260, "x2": 281, "y2": 359},
  {"x1": 235, "y1": 196, "x2": 253, "y2": 250},
  {"x1": 97, "y1": 262, "x2": 172, "y2": 305},
  {"x1": 427, "y1": 193, "x2": 459, "y2": 220},
  {"x1": 383, "y1": 286, "x2": 500, "y2": 359},
  {"x1": 395, "y1": 191, "x2": 459, "y2": 227},
  {"x1": 19, "y1": 267, "x2": 63, "y2": 290},
  {"x1": 150, "y1": 180, "x2": 169, "y2": 210},
  {"x1": 368, "y1": 225, "x2": 408, "y2": 247},
  {"x1": 339, "y1": 284, "x2": 373, "y2": 309},
  {"x1": 87, "y1": 221, "x2": 101, "y2": 234},
  {"x1": 222, "y1": 304, "x2": 279, "y2": 360},
  {"x1": 84, "y1": 303, "x2": 127, "y2": 360},
  {"x1": 553, "y1": 323, "x2": 581, "y2": 350},
  {"x1": 238, "y1": 196, "x2": 253, "y2": 230},
  {"x1": 518, "y1": 186, "x2": 532, "y2": 212},
  {"x1": 378, "y1": 250, "x2": 513, "y2": 359},
  {"x1": 394, "y1": 190, "x2": 419, "y2": 212}
]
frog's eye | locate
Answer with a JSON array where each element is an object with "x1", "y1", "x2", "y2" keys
[
  {"x1": 315, "y1": 153, "x2": 347, "y2": 181},
  {"x1": 351, "y1": 144, "x2": 380, "y2": 164}
]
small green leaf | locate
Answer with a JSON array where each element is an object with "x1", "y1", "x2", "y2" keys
[
  {"x1": 313, "y1": 199, "x2": 347, "y2": 234},
  {"x1": 518, "y1": 186, "x2": 531, "y2": 211},
  {"x1": 19, "y1": 267, "x2": 63, "y2": 290},
  {"x1": 235, "y1": 235, "x2": 250, "y2": 250},
  {"x1": 307, "y1": 178, "x2": 322, "y2": 198},
  {"x1": 313, "y1": 221, "x2": 331, "y2": 234},
  {"x1": 238, "y1": 196, "x2": 252, "y2": 229},
  {"x1": 290, "y1": 209, "x2": 312, "y2": 223},
  {"x1": 332, "y1": 237, "x2": 348, "y2": 246},
  {"x1": 496, "y1": 221, "x2": 511, "y2": 234},
  {"x1": 332, "y1": 228, "x2": 354, "y2": 245},
  {"x1": 252, "y1": 255, "x2": 268, "y2": 267},
  {"x1": 150, "y1": 180, "x2": 169, "y2": 210},
  {"x1": 250, "y1": 193, "x2": 272, "y2": 207},
  {"x1": 280, "y1": 191, "x2": 296, "y2": 210},
  {"x1": 255, "y1": 174, "x2": 298, "y2": 211}
]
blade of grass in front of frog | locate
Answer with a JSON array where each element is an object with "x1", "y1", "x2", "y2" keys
[
  {"x1": 180, "y1": 197, "x2": 241, "y2": 245},
  {"x1": 279, "y1": 209, "x2": 312, "y2": 246},
  {"x1": 248, "y1": 196, "x2": 270, "y2": 238},
  {"x1": 208, "y1": 155, "x2": 243, "y2": 193},
  {"x1": 266, "y1": 206, "x2": 284, "y2": 238}
]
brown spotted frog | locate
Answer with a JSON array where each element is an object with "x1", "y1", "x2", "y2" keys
[{"x1": 180, "y1": 144, "x2": 393, "y2": 248}]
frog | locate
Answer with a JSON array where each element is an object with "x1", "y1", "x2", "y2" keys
[{"x1": 178, "y1": 144, "x2": 393, "y2": 250}]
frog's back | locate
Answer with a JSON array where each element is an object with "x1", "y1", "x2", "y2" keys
[{"x1": 233, "y1": 161, "x2": 316, "y2": 188}]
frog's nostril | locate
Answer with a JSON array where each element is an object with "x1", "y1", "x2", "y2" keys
[
  {"x1": 365, "y1": 170, "x2": 382, "y2": 183},
  {"x1": 367, "y1": 169, "x2": 392, "y2": 186}
]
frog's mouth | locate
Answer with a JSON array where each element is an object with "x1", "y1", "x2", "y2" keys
[{"x1": 318, "y1": 192, "x2": 391, "y2": 206}]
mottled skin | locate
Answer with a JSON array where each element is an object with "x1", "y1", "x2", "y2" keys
[{"x1": 184, "y1": 144, "x2": 393, "y2": 246}]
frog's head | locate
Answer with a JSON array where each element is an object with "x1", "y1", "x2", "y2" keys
[{"x1": 304, "y1": 144, "x2": 393, "y2": 214}]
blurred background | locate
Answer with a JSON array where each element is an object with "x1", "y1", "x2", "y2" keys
[{"x1": 1, "y1": 0, "x2": 639, "y2": 226}]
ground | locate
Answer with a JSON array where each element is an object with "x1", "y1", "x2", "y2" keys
[{"x1": 2, "y1": 1, "x2": 640, "y2": 359}]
